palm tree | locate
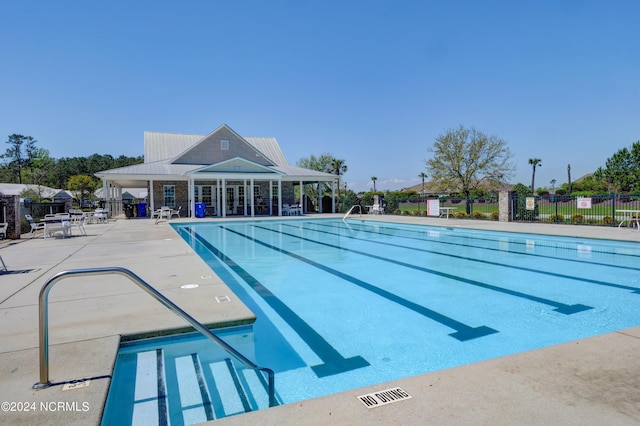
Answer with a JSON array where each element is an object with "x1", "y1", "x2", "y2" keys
[
  {"x1": 329, "y1": 158, "x2": 348, "y2": 191},
  {"x1": 528, "y1": 158, "x2": 542, "y2": 193},
  {"x1": 418, "y1": 172, "x2": 427, "y2": 196},
  {"x1": 329, "y1": 158, "x2": 348, "y2": 210},
  {"x1": 550, "y1": 179, "x2": 556, "y2": 192},
  {"x1": 418, "y1": 172, "x2": 427, "y2": 214},
  {"x1": 371, "y1": 176, "x2": 377, "y2": 192}
]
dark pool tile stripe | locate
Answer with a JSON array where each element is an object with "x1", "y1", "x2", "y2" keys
[
  {"x1": 185, "y1": 228, "x2": 370, "y2": 378},
  {"x1": 257, "y1": 224, "x2": 593, "y2": 315},
  {"x1": 192, "y1": 354, "x2": 215, "y2": 420},
  {"x1": 225, "y1": 227, "x2": 498, "y2": 341},
  {"x1": 156, "y1": 349, "x2": 169, "y2": 426},
  {"x1": 329, "y1": 221, "x2": 640, "y2": 272},
  {"x1": 293, "y1": 223, "x2": 640, "y2": 295}
]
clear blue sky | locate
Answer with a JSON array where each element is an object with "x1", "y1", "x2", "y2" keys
[{"x1": 1, "y1": 1, "x2": 638, "y2": 193}]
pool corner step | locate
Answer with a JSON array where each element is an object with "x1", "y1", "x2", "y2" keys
[
  {"x1": 205, "y1": 357, "x2": 276, "y2": 417},
  {"x1": 173, "y1": 354, "x2": 215, "y2": 424}
]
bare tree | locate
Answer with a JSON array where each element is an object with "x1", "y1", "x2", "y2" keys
[{"x1": 426, "y1": 125, "x2": 514, "y2": 214}]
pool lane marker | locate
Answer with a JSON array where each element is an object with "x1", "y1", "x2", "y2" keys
[
  {"x1": 286, "y1": 223, "x2": 596, "y2": 314},
  {"x1": 339, "y1": 220, "x2": 640, "y2": 274},
  {"x1": 183, "y1": 228, "x2": 370, "y2": 378},
  {"x1": 330, "y1": 221, "x2": 640, "y2": 295},
  {"x1": 224, "y1": 226, "x2": 498, "y2": 342}
]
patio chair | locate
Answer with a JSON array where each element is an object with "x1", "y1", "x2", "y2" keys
[
  {"x1": 69, "y1": 213, "x2": 87, "y2": 236},
  {"x1": 94, "y1": 209, "x2": 108, "y2": 223},
  {"x1": 45, "y1": 214, "x2": 71, "y2": 238},
  {"x1": 170, "y1": 206, "x2": 182, "y2": 219},
  {"x1": 155, "y1": 206, "x2": 172, "y2": 224},
  {"x1": 25, "y1": 215, "x2": 46, "y2": 238}
]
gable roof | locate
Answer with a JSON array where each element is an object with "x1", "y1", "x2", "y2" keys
[
  {"x1": 143, "y1": 124, "x2": 290, "y2": 167},
  {"x1": 97, "y1": 124, "x2": 335, "y2": 184},
  {"x1": 171, "y1": 124, "x2": 275, "y2": 167},
  {"x1": 0, "y1": 183, "x2": 64, "y2": 199}
]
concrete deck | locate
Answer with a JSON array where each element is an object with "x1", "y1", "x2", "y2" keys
[{"x1": 0, "y1": 215, "x2": 638, "y2": 425}]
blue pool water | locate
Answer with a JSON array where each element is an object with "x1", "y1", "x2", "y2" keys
[{"x1": 105, "y1": 219, "x2": 640, "y2": 423}]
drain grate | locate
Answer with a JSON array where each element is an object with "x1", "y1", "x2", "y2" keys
[{"x1": 215, "y1": 296, "x2": 231, "y2": 303}]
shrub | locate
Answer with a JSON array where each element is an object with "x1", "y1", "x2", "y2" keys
[
  {"x1": 454, "y1": 211, "x2": 468, "y2": 219},
  {"x1": 393, "y1": 209, "x2": 401, "y2": 215},
  {"x1": 490, "y1": 211, "x2": 499, "y2": 221},
  {"x1": 402, "y1": 210, "x2": 410, "y2": 216},
  {"x1": 471, "y1": 211, "x2": 484, "y2": 219},
  {"x1": 549, "y1": 213, "x2": 564, "y2": 223},
  {"x1": 602, "y1": 216, "x2": 612, "y2": 225}
]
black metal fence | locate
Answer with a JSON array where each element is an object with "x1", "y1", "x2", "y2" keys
[{"x1": 511, "y1": 193, "x2": 640, "y2": 226}]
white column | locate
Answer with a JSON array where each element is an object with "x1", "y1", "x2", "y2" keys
[
  {"x1": 299, "y1": 179, "x2": 303, "y2": 214},
  {"x1": 269, "y1": 180, "x2": 273, "y2": 215},
  {"x1": 216, "y1": 179, "x2": 221, "y2": 217},
  {"x1": 250, "y1": 178, "x2": 255, "y2": 217},
  {"x1": 149, "y1": 180, "x2": 155, "y2": 213},
  {"x1": 277, "y1": 179, "x2": 282, "y2": 216},
  {"x1": 189, "y1": 176, "x2": 194, "y2": 218},
  {"x1": 332, "y1": 180, "x2": 336, "y2": 213},
  {"x1": 222, "y1": 179, "x2": 227, "y2": 218},
  {"x1": 243, "y1": 179, "x2": 248, "y2": 216}
]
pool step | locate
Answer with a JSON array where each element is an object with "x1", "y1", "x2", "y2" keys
[
  {"x1": 168, "y1": 353, "x2": 276, "y2": 423},
  {"x1": 205, "y1": 358, "x2": 274, "y2": 418},
  {"x1": 173, "y1": 354, "x2": 215, "y2": 424},
  {"x1": 131, "y1": 349, "x2": 169, "y2": 426}
]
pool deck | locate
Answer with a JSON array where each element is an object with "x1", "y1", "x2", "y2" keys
[{"x1": 0, "y1": 214, "x2": 639, "y2": 425}]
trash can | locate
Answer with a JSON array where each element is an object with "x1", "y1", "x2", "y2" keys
[
  {"x1": 137, "y1": 203, "x2": 147, "y2": 218},
  {"x1": 124, "y1": 204, "x2": 134, "y2": 219},
  {"x1": 195, "y1": 202, "x2": 206, "y2": 218}
]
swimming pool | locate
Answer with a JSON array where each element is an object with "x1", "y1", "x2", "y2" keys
[{"x1": 105, "y1": 218, "x2": 640, "y2": 423}]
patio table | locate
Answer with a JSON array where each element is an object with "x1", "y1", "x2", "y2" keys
[{"x1": 616, "y1": 209, "x2": 640, "y2": 229}]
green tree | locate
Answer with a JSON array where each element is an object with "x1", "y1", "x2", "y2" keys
[
  {"x1": 512, "y1": 182, "x2": 538, "y2": 221},
  {"x1": 593, "y1": 141, "x2": 640, "y2": 192},
  {"x1": 426, "y1": 125, "x2": 514, "y2": 213},
  {"x1": 329, "y1": 158, "x2": 348, "y2": 188},
  {"x1": 2, "y1": 134, "x2": 37, "y2": 184},
  {"x1": 67, "y1": 175, "x2": 97, "y2": 207},
  {"x1": 528, "y1": 158, "x2": 541, "y2": 192},
  {"x1": 297, "y1": 152, "x2": 338, "y2": 205}
]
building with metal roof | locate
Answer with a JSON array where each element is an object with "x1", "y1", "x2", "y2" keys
[{"x1": 95, "y1": 124, "x2": 338, "y2": 218}]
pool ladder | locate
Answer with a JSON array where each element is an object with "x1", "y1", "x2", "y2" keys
[
  {"x1": 32, "y1": 266, "x2": 277, "y2": 408},
  {"x1": 343, "y1": 205, "x2": 363, "y2": 222}
]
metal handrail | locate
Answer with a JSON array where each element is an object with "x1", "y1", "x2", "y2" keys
[
  {"x1": 343, "y1": 205, "x2": 363, "y2": 222},
  {"x1": 32, "y1": 267, "x2": 276, "y2": 407}
]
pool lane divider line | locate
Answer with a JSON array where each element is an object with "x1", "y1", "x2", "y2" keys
[
  {"x1": 261, "y1": 224, "x2": 593, "y2": 315},
  {"x1": 301, "y1": 222, "x2": 640, "y2": 295},
  {"x1": 343, "y1": 220, "x2": 640, "y2": 260},
  {"x1": 223, "y1": 226, "x2": 499, "y2": 341},
  {"x1": 338, "y1": 221, "x2": 640, "y2": 274},
  {"x1": 184, "y1": 228, "x2": 370, "y2": 378}
]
